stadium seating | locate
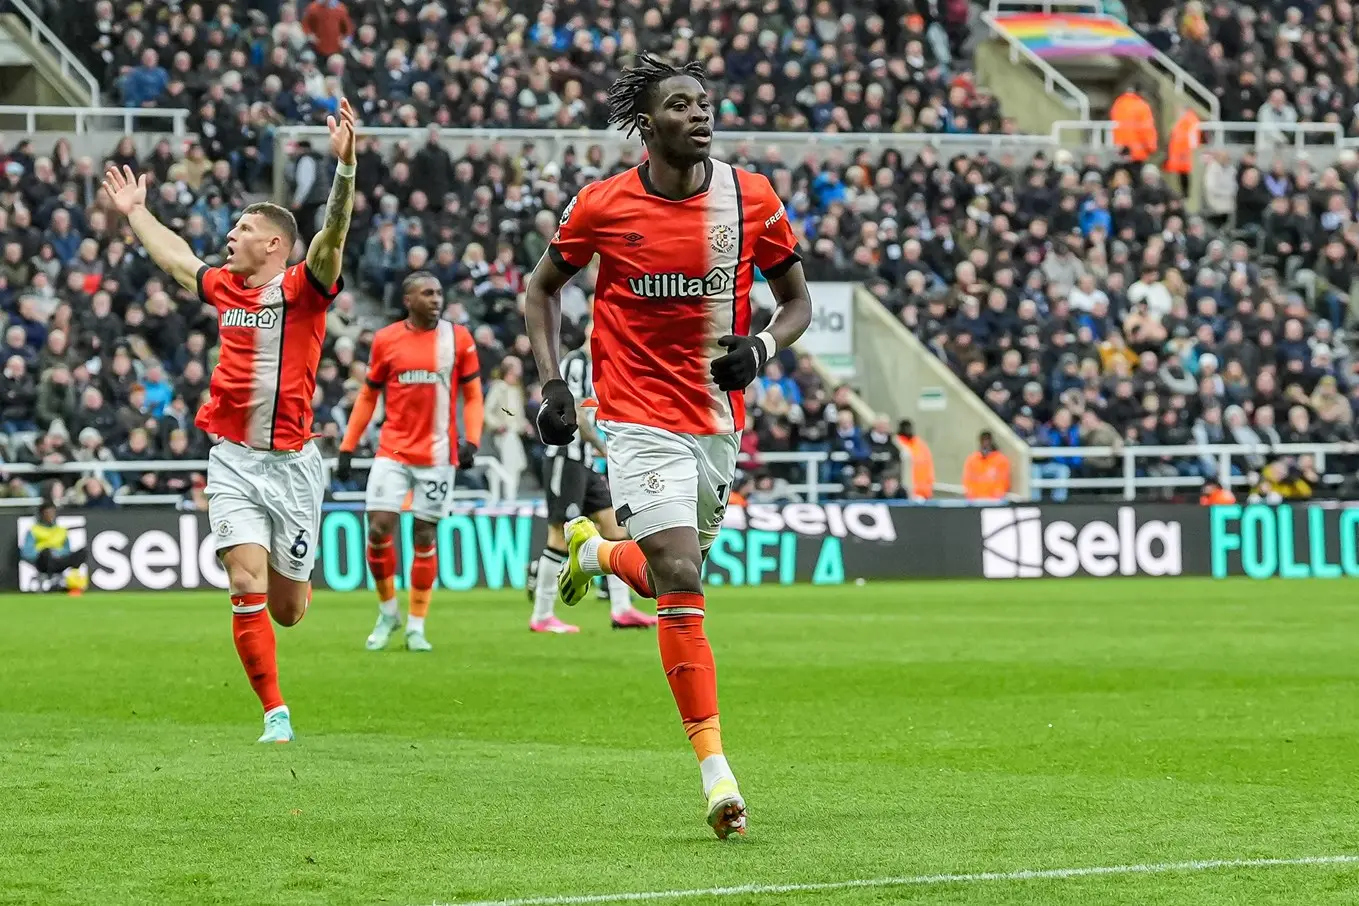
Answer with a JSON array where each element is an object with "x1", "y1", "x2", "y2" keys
[{"x1": 2, "y1": 0, "x2": 1352, "y2": 505}]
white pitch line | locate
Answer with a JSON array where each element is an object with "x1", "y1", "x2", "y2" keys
[{"x1": 431, "y1": 854, "x2": 1359, "y2": 906}]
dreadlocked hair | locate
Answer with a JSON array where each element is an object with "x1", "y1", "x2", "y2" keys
[{"x1": 605, "y1": 53, "x2": 708, "y2": 139}]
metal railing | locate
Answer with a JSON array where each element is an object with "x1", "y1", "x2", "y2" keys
[
  {"x1": 1029, "y1": 442, "x2": 1357, "y2": 500},
  {"x1": 0, "y1": 454, "x2": 516, "y2": 507},
  {"x1": 273, "y1": 125, "x2": 1064, "y2": 199},
  {"x1": 0, "y1": 105, "x2": 189, "y2": 136},
  {"x1": 1050, "y1": 119, "x2": 1346, "y2": 152},
  {"x1": 0, "y1": 450, "x2": 857, "y2": 506},
  {"x1": 1198, "y1": 120, "x2": 1345, "y2": 150},
  {"x1": 980, "y1": 11, "x2": 1091, "y2": 122},
  {"x1": 3, "y1": 0, "x2": 99, "y2": 105}
]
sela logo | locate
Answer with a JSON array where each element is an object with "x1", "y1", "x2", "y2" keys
[
  {"x1": 724, "y1": 502, "x2": 898, "y2": 542},
  {"x1": 980, "y1": 507, "x2": 1182, "y2": 579},
  {"x1": 17, "y1": 514, "x2": 228, "y2": 592},
  {"x1": 220, "y1": 307, "x2": 279, "y2": 329},
  {"x1": 397, "y1": 368, "x2": 446, "y2": 385},
  {"x1": 765, "y1": 205, "x2": 786, "y2": 229},
  {"x1": 628, "y1": 268, "x2": 734, "y2": 300}
]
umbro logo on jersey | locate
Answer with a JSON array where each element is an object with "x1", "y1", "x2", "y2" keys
[
  {"x1": 628, "y1": 268, "x2": 733, "y2": 299},
  {"x1": 220, "y1": 308, "x2": 279, "y2": 329},
  {"x1": 622, "y1": 232, "x2": 644, "y2": 246},
  {"x1": 397, "y1": 369, "x2": 446, "y2": 385}
]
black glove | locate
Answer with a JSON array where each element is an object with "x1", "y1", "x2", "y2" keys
[
  {"x1": 334, "y1": 450, "x2": 353, "y2": 482},
  {"x1": 536, "y1": 378, "x2": 578, "y2": 445},
  {"x1": 710, "y1": 334, "x2": 771, "y2": 392},
  {"x1": 457, "y1": 440, "x2": 478, "y2": 469}
]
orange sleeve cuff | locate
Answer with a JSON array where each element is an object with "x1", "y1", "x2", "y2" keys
[{"x1": 341, "y1": 385, "x2": 379, "y2": 452}]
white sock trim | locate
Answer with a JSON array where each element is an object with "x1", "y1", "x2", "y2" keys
[
  {"x1": 378, "y1": 598, "x2": 399, "y2": 618},
  {"x1": 578, "y1": 536, "x2": 604, "y2": 574},
  {"x1": 407, "y1": 615, "x2": 426, "y2": 634},
  {"x1": 232, "y1": 602, "x2": 268, "y2": 614},
  {"x1": 658, "y1": 607, "x2": 706, "y2": 617},
  {"x1": 264, "y1": 705, "x2": 289, "y2": 720},
  {"x1": 700, "y1": 753, "x2": 733, "y2": 798}
]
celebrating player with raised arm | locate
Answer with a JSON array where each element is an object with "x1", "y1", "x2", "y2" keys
[
  {"x1": 334, "y1": 272, "x2": 483, "y2": 652},
  {"x1": 525, "y1": 55, "x2": 812, "y2": 838},
  {"x1": 102, "y1": 98, "x2": 358, "y2": 744}
]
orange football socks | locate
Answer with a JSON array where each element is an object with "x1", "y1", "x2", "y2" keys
[
  {"x1": 230, "y1": 592, "x2": 284, "y2": 713},
  {"x1": 408, "y1": 542, "x2": 437, "y2": 632},
  {"x1": 656, "y1": 591, "x2": 722, "y2": 762},
  {"x1": 367, "y1": 537, "x2": 398, "y2": 605},
  {"x1": 599, "y1": 540, "x2": 654, "y2": 598}
]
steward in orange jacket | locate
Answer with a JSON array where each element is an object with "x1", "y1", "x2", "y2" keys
[
  {"x1": 1165, "y1": 108, "x2": 1201, "y2": 175},
  {"x1": 897, "y1": 419, "x2": 935, "y2": 499},
  {"x1": 962, "y1": 431, "x2": 1012, "y2": 501},
  {"x1": 1110, "y1": 89, "x2": 1158, "y2": 162}
]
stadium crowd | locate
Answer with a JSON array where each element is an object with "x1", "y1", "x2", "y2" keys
[
  {"x1": 1, "y1": 0, "x2": 1354, "y2": 505},
  {"x1": 1135, "y1": 0, "x2": 1359, "y2": 140},
  {"x1": 53, "y1": 0, "x2": 1002, "y2": 139}
]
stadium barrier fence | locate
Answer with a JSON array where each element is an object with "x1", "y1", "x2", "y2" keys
[
  {"x1": 8, "y1": 501, "x2": 1352, "y2": 592},
  {"x1": 1027, "y1": 442, "x2": 1358, "y2": 500},
  {"x1": 0, "y1": 450, "x2": 853, "y2": 507}
]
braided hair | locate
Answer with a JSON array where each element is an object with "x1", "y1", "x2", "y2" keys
[{"x1": 605, "y1": 53, "x2": 708, "y2": 139}]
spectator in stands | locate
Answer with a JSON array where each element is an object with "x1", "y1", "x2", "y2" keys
[
  {"x1": 1035, "y1": 408, "x2": 1078, "y2": 502},
  {"x1": 484, "y1": 357, "x2": 530, "y2": 502}
]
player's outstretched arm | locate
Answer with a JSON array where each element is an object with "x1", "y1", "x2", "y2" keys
[
  {"x1": 305, "y1": 98, "x2": 358, "y2": 290},
  {"x1": 102, "y1": 166, "x2": 205, "y2": 293}
]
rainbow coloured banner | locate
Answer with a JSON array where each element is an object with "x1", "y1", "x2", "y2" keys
[{"x1": 991, "y1": 13, "x2": 1155, "y2": 59}]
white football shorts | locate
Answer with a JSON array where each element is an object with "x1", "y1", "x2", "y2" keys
[
  {"x1": 600, "y1": 419, "x2": 739, "y2": 548},
  {"x1": 364, "y1": 455, "x2": 456, "y2": 523},
  {"x1": 205, "y1": 440, "x2": 326, "y2": 582}
]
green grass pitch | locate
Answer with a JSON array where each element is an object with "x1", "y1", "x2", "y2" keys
[{"x1": 3, "y1": 578, "x2": 1359, "y2": 906}]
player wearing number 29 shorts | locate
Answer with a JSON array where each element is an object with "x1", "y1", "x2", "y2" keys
[{"x1": 337, "y1": 272, "x2": 483, "y2": 654}]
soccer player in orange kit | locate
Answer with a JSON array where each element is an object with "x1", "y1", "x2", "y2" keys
[
  {"x1": 335, "y1": 272, "x2": 483, "y2": 652},
  {"x1": 102, "y1": 99, "x2": 359, "y2": 743},
  {"x1": 525, "y1": 56, "x2": 812, "y2": 838}
]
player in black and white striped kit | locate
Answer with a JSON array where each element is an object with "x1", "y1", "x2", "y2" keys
[{"x1": 529, "y1": 330, "x2": 658, "y2": 633}]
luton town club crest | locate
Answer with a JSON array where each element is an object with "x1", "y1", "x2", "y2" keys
[{"x1": 708, "y1": 224, "x2": 735, "y2": 254}]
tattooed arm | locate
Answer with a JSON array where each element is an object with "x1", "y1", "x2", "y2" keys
[{"x1": 305, "y1": 98, "x2": 358, "y2": 289}]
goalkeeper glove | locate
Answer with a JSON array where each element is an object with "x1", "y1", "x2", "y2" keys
[
  {"x1": 536, "y1": 378, "x2": 578, "y2": 445},
  {"x1": 710, "y1": 332, "x2": 774, "y2": 392},
  {"x1": 334, "y1": 450, "x2": 353, "y2": 482},
  {"x1": 457, "y1": 440, "x2": 478, "y2": 469}
]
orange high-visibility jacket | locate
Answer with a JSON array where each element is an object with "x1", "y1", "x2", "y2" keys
[
  {"x1": 962, "y1": 449, "x2": 1012, "y2": 501},
  {"x1": 1200, "y1": 487, "x2": 1235, "y2": 505},
  {"x1": 1165, "y1": 110, "x2": 1201, "y2": 175},
  {"x1": 899, "y1": 434, "x2": 935, "y2": 499},
  {"x1": 1110, "y1": 91, "x2": 1158, "y2": 162}
]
